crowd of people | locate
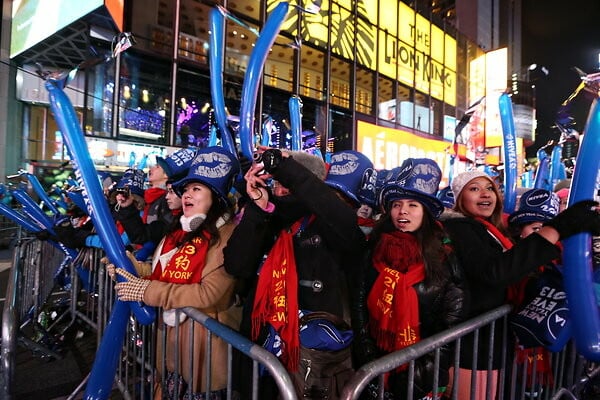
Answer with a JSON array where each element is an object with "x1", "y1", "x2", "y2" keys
[{"x1": 43, "y1": 145, "x2": 600, "y2": 400}]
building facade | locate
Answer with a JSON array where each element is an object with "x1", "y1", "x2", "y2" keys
[{"x1": 1, "y1": 0, "x2": 516, "y2": 184}]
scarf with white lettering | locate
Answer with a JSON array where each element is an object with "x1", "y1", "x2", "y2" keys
[
  {"x1": 252, "y1": 217, "x2": 312, "y2": 372},
  {"x1": 367, "y1": 231, "x2": 424, "y2": 354}
]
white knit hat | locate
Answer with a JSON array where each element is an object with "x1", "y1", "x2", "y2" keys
[{"x1": 450, "y1": 170, "x2": 493, "y2": 199}]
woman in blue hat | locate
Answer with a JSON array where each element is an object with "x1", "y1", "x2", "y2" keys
[
  {"x1": 110, "y1": 146, "x2": 241, "y2": 400},
  {"x1": 356, "y1": 158, "x2": 467, "y2": 400},
  {"x1": 507, "y1": 189, "x2": 564, "y2": 397}
]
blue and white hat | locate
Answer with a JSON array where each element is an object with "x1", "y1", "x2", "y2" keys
[
  {"x1": 379, "y1": 158, "x2": 444, "y2": 218},
  {"x1": 155, "y1": 148, "x2": 197, "y2": 181},
  {"x1": 437, "y1": 186, "x2": 455, "y2": 209},
  {"x1": 508, "y1": 188, "x2": 560, "y2": 226},
  {"x1": 114, "y1": 168, "x2": 146, "y2": 198},
  {"x1": 325, "y1": 150, "x2": 374, "y2": 207},
  {"x1": 172, "y1": 146, "x2": 240, "y2": 205}
]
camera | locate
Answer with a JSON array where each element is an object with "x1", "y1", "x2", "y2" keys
[
  {"x1": 253, "y1": 149, "x2": 282, "y2": 173},
  {"x1": 115, "y1": 187, "x2": 130, "y2": 199}
]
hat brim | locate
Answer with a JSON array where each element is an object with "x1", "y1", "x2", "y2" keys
[
  {"x1": 171, "y1": 176, "x2": 228, "y2": 206},
  {"x1": 155, "y1": 156, "x2": 172, "y2": 178},
  {"x1": 381, "y1": 186, "x2": 444, "y2": 218},
  {"x1": 325, "y1": 181, "x2": 360, "y2": 207},
  {"x1": 508, "y1": 210, "x2": 555, "y2": 226}
]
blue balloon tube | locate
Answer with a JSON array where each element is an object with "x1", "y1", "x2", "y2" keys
[
  {"x1": 208, "y1": 8, "x2": 237, "y2": 156},
  {"x1": 238, "y1": 2, "x2": 289, "y2": 159},
  {"x1": 498, "y1": 93, "x2": 517, "y2": 213},
  {"x1": 533, "y1": 148, "x2": 551, "y2": 190},
  {"x1": 25, "y1": 173, "x2": 61, "y2": 216},
  {"x1": 45, "y1": 78, "x2": 155, "y2": 399},
  {"x1": 563, "y1": 98, "x2": 600, "y2": 361},
  {"x1": 289, "y1": 96, "x2": 303, "y2": 151}
]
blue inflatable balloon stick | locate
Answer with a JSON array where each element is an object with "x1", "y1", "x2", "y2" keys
[
  {"x1": 46, "y1": 79, "x2": 154, "y2": 322},
  {"x1": 238, "y1": 2, "x2": 289, "y2": 160},
  {"x1": 498, "y1": 93, "x2": 518, "y2": 213},
  {"x1": 208, "y1": 8, "x2": 237, "y2": 157},
  {"x1": 563, "y1": 97, "x2": 600, "y2": 361},
  {"x1": 25, "y1": 172, "x2": 61, "y2": 216},
  {"x1": 45, "y1": 77, "x2": 155, "y2": 399},
  {"x1": 549, "y1": 142, "x2": 566, "y2": 190},
  {"x1": 208, "y1": 124, "x2": 218, "y2": 147},
  {"x1": 12, "y1": 188, "x2": 55, "y2": 231},
  {"x1": 289, "y1": 95, "x2": 303, "y2": 151},
  {"x1": 261, "y1": 115, "x2": 274, "y2": 147},
  {"x1": 533, "y1": 147, "x2": 551, "y2": 190},
  {"x1": 0, "y1": 202, "x2": 45, "y2": 233}
]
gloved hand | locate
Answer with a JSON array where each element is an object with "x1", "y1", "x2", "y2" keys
[
  {"x1": 54, "y1": 218, "x2": 91, "y2": 248},
  {"x1": 545, "y1": 200, "x2": 600, "y2": 239},
  {"x1": 114, "y1": 268, "x2": 151, "y2": 302}
]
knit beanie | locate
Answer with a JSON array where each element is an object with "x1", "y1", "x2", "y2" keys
[{"x1": 450, "y1": 170, "x2": 493, "y2": 199}]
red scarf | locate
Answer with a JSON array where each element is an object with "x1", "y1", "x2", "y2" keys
[
  {"x1": 143, "y1": 187, "x2": 166, "y2": 223},
  {"x1": 151, "y1": 232, "x2": 210, "y2": 284},
  {"x1": 367, "y1": 231, "x2": 425, "y2": 354},
  {"x1": 251, "y1": 217, "x2": 311, "y2": 372},
  {"x1": 515, "y1": 346, "x2": 554, "y2": 386},
  {"x1": 149, "y1": 229, "x2": 186, "y2": 280}
]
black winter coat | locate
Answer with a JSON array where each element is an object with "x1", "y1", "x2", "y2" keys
[
  {"x1": 114, "y1": 193, "x2": 174, "y2": 246},
  {"x1": 442, "y1": 214, "x2": 561, "y2": 369},
  {"x1": 224, "y1": 156, "x2": 367, "y2": 399},
  {"x1": 354, "y1": 224, "x2": 467, "y2": 397},
  {"x1": 224, "y1": 156, "x2": 367, "y2": 319}
]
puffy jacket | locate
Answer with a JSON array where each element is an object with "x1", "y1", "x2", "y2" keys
[{"x1": 353, "y1": 221, "x2": 468, "y2": 398}]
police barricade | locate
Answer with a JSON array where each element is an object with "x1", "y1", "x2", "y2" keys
[
  {"x1": 1, "y1": 238, "x2": 69, "y2": 398},
  {"x1": 67, "y1": 250, "x2": 297, "y2": 400},
  {"x1": 340, "y1": 305, "x2": 595, "y2": 400}
]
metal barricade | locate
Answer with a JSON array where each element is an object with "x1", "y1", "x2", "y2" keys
[
  {"x1": 63, "y1": 250, "x2": 298, "y2": 400},
  {"x1": 7, "y1": 240, "x2": 598, "y2": 400},
  {"x1": 1, "y1": 238, "x2": 69, "y2": 398},
  {"x1": 0, "y1": 215, "x2": 19, "y2": 249},
  {"x1": 340, "y1": 304, "x2": 593, "y2": 400}
]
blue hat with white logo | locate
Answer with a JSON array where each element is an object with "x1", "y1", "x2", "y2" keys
[
  {"x1": 172, "y1": 146, "x2": 240, "y2": 205},
  {"x1": 325, "y1": 150, "x2": 374, "y2": 207},
  {"x1": 115, "y1": 168, "x2": 146, "y2": 197},
  {"x1": 379, "y1": 158, "x2": 444, "y2": 218},
  {"x1": 156, "y1": 148, "x2": 197, "y2": 181},
  {"x1": 508, "y1": 188, "x2": 560, "y2": 226},
  {"x1": 437, "y1": 186, "x2": 455, "y2": 209}
]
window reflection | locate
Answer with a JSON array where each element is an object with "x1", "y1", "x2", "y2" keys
[{"x1": 118, "y1": 52, "x2": 171, "y2": 143}]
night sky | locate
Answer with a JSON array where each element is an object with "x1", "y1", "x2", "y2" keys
[{"x1": 522, "y1": 0, "x2": 600, "y2": 158}]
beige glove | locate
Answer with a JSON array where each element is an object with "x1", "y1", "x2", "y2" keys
[{"x1": 114, "y1": 268, "x2": 151, "y2": 302}]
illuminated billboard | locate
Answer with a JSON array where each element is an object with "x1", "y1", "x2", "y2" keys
[
  {"x1": 10, "y1": 0, "x2": 124, "y2": 58},
  {"x1": 270, "y1": 0, "x2": 456, "y2": 106}
]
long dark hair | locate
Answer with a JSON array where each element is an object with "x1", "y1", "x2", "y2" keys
[{"x1": 371, "y1": 207, "x2": 451, "y2": 287}]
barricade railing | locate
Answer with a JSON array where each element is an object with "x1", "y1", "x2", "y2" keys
[
  {"x1": 0, "y1": 215, "x2": 20, "y2": 249},
  {"x1": 340, "y1": 304, "x2": 593, "y2": 400},
  {"x1": 5, "y1": 239, "x2": 600, "y2": 400},
  {"x1": 63, "y1": 248, "x2": 298, "y2": 400}
]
